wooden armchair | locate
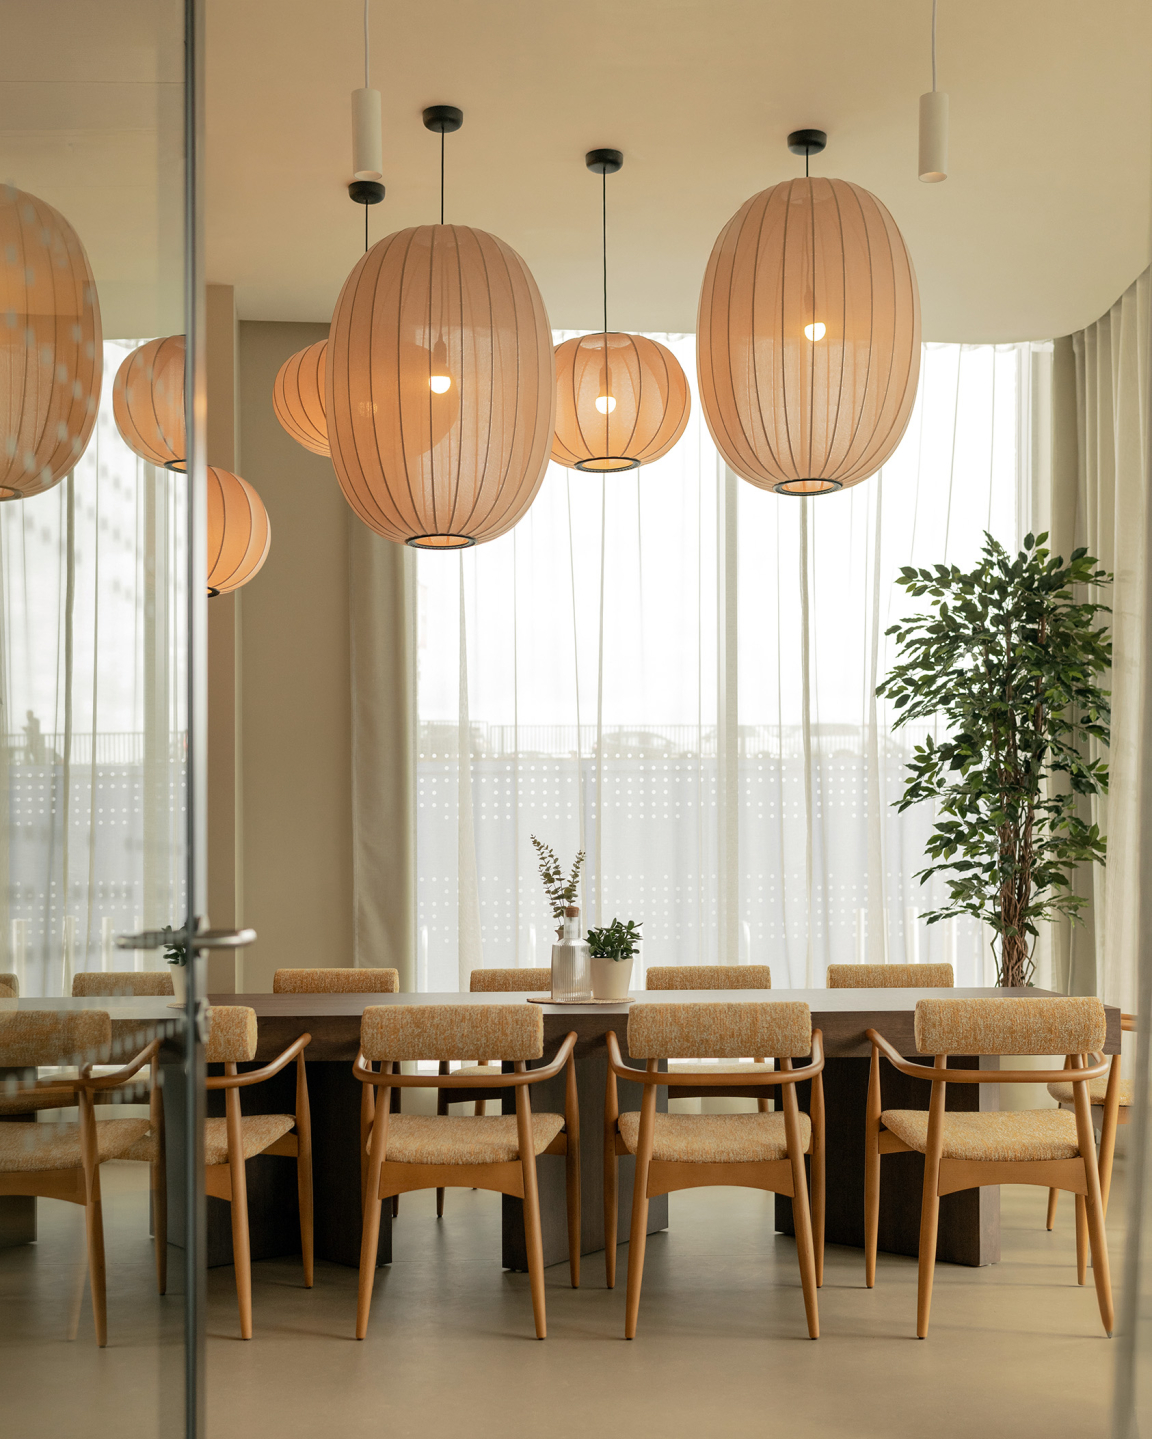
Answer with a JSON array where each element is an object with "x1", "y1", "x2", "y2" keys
[
  {"x1": 354, "y1": 1003, "x2": 579, "y2": 1340},
  {"x1": 204, "y1": 1006, "x2": 313, "y2": 1339},
  {"x1": 646, "y1": 965, "x2": 775, "y2": 1112},
  {"x1": 605, "y1": 1000, "x2": 825, "y2": 1339},
  {"x1": 0, "y1": 1009, "x2": 158, "y2": 1345},
  {"x1": 866, "y1": 995, "x2": 1114, "y2": 1337}
]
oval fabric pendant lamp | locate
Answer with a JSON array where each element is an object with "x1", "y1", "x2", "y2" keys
[
  {"x1": 552, "y1": 151, "x2": 690, "y2": 473},
  {"x1": 327, "y1": 108, "x2": 554, "y2": 548},
  {"x1": 0, "y1": 185, "x2": 102, "y2": 500},
  {"x1": 207, "y1": 467, "x2": 271, "y2": 596},
  {"x1": 273, "y1": 340, "x2": 328, "y2": 455},
  {"x1": 112, "y1": 334, "x2": 186, "y2": 470},
  {"x1": 698, "y1": 131, "x2": 921, "y2": 496}
]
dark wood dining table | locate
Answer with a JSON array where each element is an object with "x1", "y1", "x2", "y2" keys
[{"x1": 204, "y1": 985, "x2": 1122, "y2": 1275}]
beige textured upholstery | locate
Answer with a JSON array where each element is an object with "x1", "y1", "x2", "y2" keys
[
  {"x1": 827, "y1": 963, "x2": 953, "y2": 989},
  {"x1": 273, "y1": 967, "x2": 399, "y2": 994},
  {"x1": 667, "y1": 1060, "x2": 777, "y2": 1075},
  {"x1": 646, "y1": 965, "x2": 771, "y2": 991},
  {"x1": 374, "y1": 1112, "x2": 565, "y2": 1165},
  {"x1": 120, "y1": 1130, "x2": 160, "y2": 1163},
  {"x1": 881, "y1": 1107, "x2": 1082, "y2": 1162},
  {"x1": 204, "y1": 1114, "x2": 295, "y2": 1166},
  {"x1": 914, "y1": 996, "x2": 1106, "y2": 1056},
  {"x1": 205, "y1": 1006, "x2": 258, "y2": 1063},
  {"x1": 0, "y1": 1009, "x2": 110, "y2": 1067},
  {"x1": 469, "y1": 968, "x2": 552, "y2": 993},
  {"x1": 618, "y1": 1109, "x2": 810, "y2": 1163},
  {"x1": 361, "y1": 1003, "x2": 543, "y2": 1062},
  {"x1": 73, "y1": 971, "x2": 174, "y2": 997},
  {"x1": 1048, "y1": 1076, "x2": 1134, "y2": 1107},
  {"x1": 0, "y1": 1116, "x2": 150, "y2": 1172},
  {"x1": 0, "y1": 972, "x2": 18, "y2": 996},
  {"x1": 628, "y1": 1001, "x2": 812, "y2": 1060},
  {"x1": 0, "y1": 982, "x2": 16, "y2": 1000}
]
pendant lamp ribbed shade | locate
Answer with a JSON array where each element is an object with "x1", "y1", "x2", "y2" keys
[
  {"x1": 552, "y1": 332, "x2": 691, "y2": 472},
  {"x1": 113, "y1": 334, "x2": 186, "y2": 470},
  {"x1": 698, "y1": 178, "x2": 921, "y2": 495},
  {"x1": 0, "y1": 186, "x2": 102, "y2": 501},
  {"x1": 273, "y1": 340, "x2": 328, "y2": 456},
  {"x1": 207, "y1": 467, "x2": 271, "y2": 596},
  {"x1": 327, "y1": 224, "x2": 555, "y2": 548}
]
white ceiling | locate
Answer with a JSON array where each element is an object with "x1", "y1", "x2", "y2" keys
[
  {"x1": 1, "y1": 1, "x2": 1150, "y2": 343},
  {"x1": 206, "y1": 0, "x2": 1152, "y2": 342}
]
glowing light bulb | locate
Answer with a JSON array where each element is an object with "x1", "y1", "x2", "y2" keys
[
  {"x1": 804, "y1": 322, "x2": 826, "y2": 342},
  {"x1": 595, "y1": 394, "x2": 616, "y2": 414},
  {"x1": 429, "y1": 374, "x2": 452, "y2": 394}
]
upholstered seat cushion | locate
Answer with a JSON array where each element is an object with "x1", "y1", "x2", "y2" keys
[
  {"x1": 0, "y1": 1117, "x2": 150, "y2": 1172},
  {"x1": 881, "y1": 1107, "x2": 1082, "y2": 1162},
  {"x1": 203, "y1": 1114, "x2": 295, "y2": 1166},
  {"x1": 447, "y1": 1064, "x2": 506, "y2": 1079},
  {"x1": 1047, "y1": 1077, "x2": 1133, "y2": 1107},
  {"x1": 667, "y1": 1061, "x2": 776, "y2": 1075},
  {"x1": 617, "y1": 1110, "x2": 810, "y2": 1163},
  {"x1": 372, "y1": 1112, "x2": 565, "y2": 1165},
  {"x1": 120, "y1": 1130, "x2": 160, "y2": 1163}
]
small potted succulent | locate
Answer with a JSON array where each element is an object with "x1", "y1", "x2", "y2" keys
[
  {"x1": 586, "y1": 919, "x2": 642, "y2": 1001},
  {"x1": 161, "y1": 926, "x2": 188, "y2": 1005}
]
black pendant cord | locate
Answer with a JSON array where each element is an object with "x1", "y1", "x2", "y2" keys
[
  {"x1": 441, "y1": 130, "x2": 445, "y2": 224},
  {"x1": 806, "y1": 148, "x2": 810, "y2": 178},
  {"x1": 601, "y1": 167, "x2": 608, "y2": 336}
]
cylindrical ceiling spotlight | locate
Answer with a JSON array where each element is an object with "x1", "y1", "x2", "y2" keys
[
  {"x1": 918, "y1": 1, "x2": 949, "y2": 182},
  {"x1": 273, "y1": 340, "x2": 329, "y2": 455},
  {"x1": 348, "y1": 0, "x2": 385, "y2": 208},
  {"x1": 207, "y1": 467, "x2": 271, "y2": 596},
  {"x1": 551, "y1": 150, "x2": 691, "y2": 473},
  {"x1": 0, "y1": 186, "x2": 103, "y2": 501}
]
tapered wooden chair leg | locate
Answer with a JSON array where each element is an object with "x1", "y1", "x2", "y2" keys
[
  {"x1": 298, "y1": 1151, "x2": 314, "y2": 1288},
  {"x1": 864, "y1": 1144, "x2": 880, "y2": 1289},
  {"x1": 357, "y1": 1185, "x2": 384, "y2": 1339},
  {"x1": 916, "y1": 1186, "x2": 941, "y2": 1339},
  {"x1": 604, "y1": 1139, "x2": 618, "y2": 1289},
  {"x1": 1046, "y1": 1187, "x2": 1059, "y2": 1230},
  {"x1": 624, "y1": 1154, "x2": 651, "y2": 1340},
  {"x1": 790, "y1": 1173, "x2": 820, "y2": 1338},
  {"x1": 85, "y1": 1193, "x2": 109, "y2": 1348},
  {"x1": 565, "y1": 1142, "x2": 581, "y2": 1290},
  {"x1": 1084, "y1": 1172, "x2": 1115, "y2": 1335},
  {"x1": 153, "y1": 1153, "x2": 168, "y2": 1296},
  {"x1": 229, "y1": 1158, "x2": 253, "y2": 1340},
  {"x1": 811, "y1": 1147, "x2": 825, "y2": 1290},
  {"x1": 1075, "y1": 1194, "x2": 1089, "y2": 1285},
  {"x1": 436, "y1": 1078, "x2": 448, "y2": 1218}
]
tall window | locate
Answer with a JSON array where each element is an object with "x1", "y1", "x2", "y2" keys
[{"x1": 416, "y1": 337, "x2": 1024, "y2": 991}]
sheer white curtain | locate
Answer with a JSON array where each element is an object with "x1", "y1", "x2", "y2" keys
[
  {"x1": 416, "y1": 337, "x2": 1023, "y2": 992},
  {"x1": 0, "y1": 339, "x2": 187, "y2": 996}
]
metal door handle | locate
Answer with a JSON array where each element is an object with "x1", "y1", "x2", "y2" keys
[{"x1": 115, "y1": 926, "x2": 257, "y2": 951}]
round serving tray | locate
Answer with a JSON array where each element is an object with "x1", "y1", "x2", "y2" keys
[{"x1": 526, "y1": 995, "x2": 634, "y2": 1005}]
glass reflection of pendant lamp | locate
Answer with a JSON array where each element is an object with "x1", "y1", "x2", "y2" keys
[{"x1": 552, "y1": 151, "x2": 690, "y2": 474}]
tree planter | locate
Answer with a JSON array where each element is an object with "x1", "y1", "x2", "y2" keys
[{"x1": 167, "y1": 963, "x2": 186, "y2": 1006}]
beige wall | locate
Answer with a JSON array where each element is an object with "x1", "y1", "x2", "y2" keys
[{"x1": 233, "y1": 320, "x2": 354, "y2": 991}]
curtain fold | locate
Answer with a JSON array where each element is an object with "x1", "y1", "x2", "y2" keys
[
  {"x1": 1034, "y1": 271, "x2": 1150, "y2": 1008},
  {"x1": 348, "y1": 519, "x2": 417, "y2": 989}
]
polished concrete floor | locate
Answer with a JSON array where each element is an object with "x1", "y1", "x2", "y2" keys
[{"x1": 1, "y1": 1160, "x2": 1126, "y2": 1439}]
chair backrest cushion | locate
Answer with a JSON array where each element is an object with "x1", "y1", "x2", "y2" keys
[
  {"x1": 915, "y1": 996, "x2": 1107, "y2": 1056},
  {"x1": 73, "y1": 970, "x2": 175, "y2": 997},
  {"x1": 0, "y1": 971, "x2": 18, "y2": 997},
  {"x1": 0, "y1": 1008, "x2": 110, "y2": 1067},
  {"x1": 628, "y1": 1001, "x2": 811, "y2": 1059},
  {"x1": 828, "y1": 963, "x2": 953, "y2": 990},
  {"x1": 361, "y1": 1003, "x2": 543, "y2": 1062},
  {"x1": 469, "y1": 968, "x2": 552, "y2": 993},
  {"x1": 273, "y1": 967, "x2": 399, "y2": 994},
  {"x1": 205, "y1": 1006, "x2": 258, "y2": 1063},
  {"x1": 646, "y1": 965, "x2": 771, "y2": 991}
]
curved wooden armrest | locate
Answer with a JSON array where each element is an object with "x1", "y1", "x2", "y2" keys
[
  {"x1": 80, "y1": 1038, "x2": 163, "y2": 1089},
  {"x1": 352, "y1": 1031, "x2": 578, "y2": 1089},
  {"x1": 865, "y1": 1028, "x2": 1111, "y2": 1085},
  {"x1": 605, "y1": 1029, "x2": 825, "y2": 1085},
  {"x1": 205, "y1": 1032, "x2": 312, "y2": 1089}
]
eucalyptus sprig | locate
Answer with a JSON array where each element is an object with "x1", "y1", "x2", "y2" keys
[
  {"x1": 531, "y1": 835, "x2": 585, "y2": 934},
  {"x1": 877, "y1": 531, "x2": 1111, "y2": 987},
  {"x1": 586, "y1": 918, "x2": 643, "y2": 963}
]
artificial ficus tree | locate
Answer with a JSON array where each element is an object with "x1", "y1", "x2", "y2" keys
[{"x1": 876, "y1": 533, "x2": 1112, "y2": 987}]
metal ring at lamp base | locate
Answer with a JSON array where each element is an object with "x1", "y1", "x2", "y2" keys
[
  {"x1": 574, "y1": 455, "x2": 641, "y2": 473},
  {"x1": 772, "y1": 478, "x2": 844, "y2": 496},
  {"x1": 405, "y1": 533, "x2": 477, "y2": 550}
]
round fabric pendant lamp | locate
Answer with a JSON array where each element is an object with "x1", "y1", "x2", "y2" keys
[
  {"x1": 0, "y1": 185, "x2": 102, "y2": 500},
  {"x1": 553, "y1": 332, "x2": 690, "y2": 472},
  {"x1": 112, "y1": 334, "x2": 186, "y2": 470},
  {"x1": 207, "y1": 467, "x2": 270, "y2": 596},
  {"x1": 552, "y1": 151, "x2": 690, "y2": 473},
  {"x1": 273, "y1": 340, "x2": 328, "y2": 456},
  {"x1": 698, "y1": 132, "x2": 921, "y2": 496},
  {"x1": 328, "y1": 222, "x2": 554, "y2": 549}
]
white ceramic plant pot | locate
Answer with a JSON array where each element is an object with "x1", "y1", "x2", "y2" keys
[
  {"x1": 591, "y1": 954, "x2": 633, "y2": 1000},
  {"x1": 168, "y1": 963, "x2": 187, "y2": 1006}
]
